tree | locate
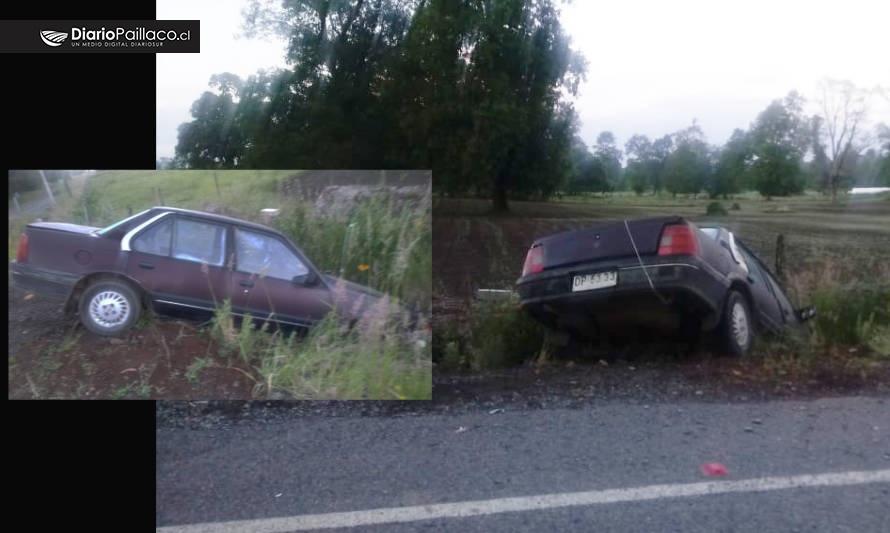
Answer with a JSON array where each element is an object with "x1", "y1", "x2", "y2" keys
[
  {"x1": 382, "y1": 0, "x2": 476, "y2": 193},
  {"x1": 748, "y1": 92, "x2": 808, "y2": 198},
  {"x1": 238, "y1": 0, "x2": 417, "y2": 168},
  {"x1": 175, "y1": 73, "x2": 249, "y2": 168},
  {"x1": 592, "y1": 131, "x2": 623, "y2": 190},
  {"x1": 815, "y1": 79, "x2": 869, "y2": 201},
  {"x1": 662, "y1": 122, "x2": 710, "y2": 197},
  {"x1": 663, "y1": 141, "x2": 709, "y2": 197},
  {"x1": 650, "y1": 134, "x2": 673, "y2": 193},
  {"x1": 623, "y1": 134, "x2": 654, "y2": 195},
  {"x1": 461, "y1": 0, "x2": 585, "y2": 211},
  {"x1": 178, "y1": 0, "x2": 585, "y2": 209},
  {"x1": 709, "y1": 129, "x2": 750, "y2": 198}
]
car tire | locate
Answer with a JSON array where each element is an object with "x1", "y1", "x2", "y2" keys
[
  {"x1": 721, "y1": 290, "x2": 754, "y2": 356},
  {"x1": 79, "y1": 280, "x2": 142, "y2": 336}
]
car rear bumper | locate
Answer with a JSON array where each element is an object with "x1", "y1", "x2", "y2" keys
[
  {"x1": 516, "y1": 256, "x2": 729, "y2": 335},
  {"x1": 11, "y1": 261, "x2": 79, "y2": 301}
]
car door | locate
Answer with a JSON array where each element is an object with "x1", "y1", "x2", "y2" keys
[
  {"x1": 229, "y1": 226, "x2": 332, "y2": 327},
  {"x1": 125, "y1": 214, "x2": 230, "y2": 312},
  {"x1": 736, "y1": 242, "x2": 784, "y2": 333}
]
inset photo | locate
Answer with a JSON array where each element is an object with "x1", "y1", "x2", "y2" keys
[{"x1": 9, "y1": 169, "x2": 431, "y2": 400}]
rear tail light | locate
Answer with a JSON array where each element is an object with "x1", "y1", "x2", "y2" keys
[
  {"x1": 658, "y1": 224, "x2": 700, "y2": 256},
  {"x1": 15, "y1": 233, "x2": 29, "y2": 262},
  {"x1": 521, "y1": 245, "x2": 544, "y2": 276}
]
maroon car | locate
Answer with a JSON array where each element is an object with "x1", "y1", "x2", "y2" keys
[
  {"x1": 12, "y1": 207, "x2": 382, "y2": 336},
  {"x1": 516, "y1": 216, "x2": 814, "y2": 355}
]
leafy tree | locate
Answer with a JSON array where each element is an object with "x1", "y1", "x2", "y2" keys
[
  {"x1": 175, "y1": 74, "x2": 247, "y2": 169},
  {"x1": 382, "y1": 0, "x2": 476, "y2": 193},
  {"x1": 593, "y1": 131, "x2": 623, "y2": 190},
  {"x1": 461, "y1": 0, "x2": 585, "y2": 211},
  {"x1": 663, "y1": 141, "x2": 709, "y2": 197},
  {"x1": 662, "y1": 122, "x2": 710, "y2": 197},
  {"x1": 650, "y1": 134, "x2": 673, "y2": 193},
  {"x1": 566, "y1": 135, "x2": 616, "y2": 195},
  {"x1": 751, "y1": 143, "x2": 804, "y2": 198},
  {"x1": 709, "y1": 128, "x2": 750, "y2": 198},
  {"x1": 176, "y1": 0, "x2": 585, "y2": 210},
  {"x1": 237, "y1": 0, "x2": 417, "y2": 167},
  {"x1": 624, "y1": 160, "x2": 649, "y2": 195},
  {"x1": 623, "y1": 134, "x2": 654, "y2": 195},
  {"x1": 748, "y1": 92, "x2": 808, "y2": 198}
]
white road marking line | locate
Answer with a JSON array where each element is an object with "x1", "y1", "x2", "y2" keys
[{"x1": 157, "y1": 468, "x2": 890, "y2": 533}]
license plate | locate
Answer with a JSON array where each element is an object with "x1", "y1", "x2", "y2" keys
[{"x1": 572, "y1": 270, "x2": 617, "y2": 292}]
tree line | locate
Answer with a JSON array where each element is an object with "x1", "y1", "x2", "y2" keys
[
  {"x1": 168, "y1": 0, "x2": 889, "y2": 208},
  {"x1": 566, "y1": 84, "x2": 890, "y2": 201},
  {"x1": 171, "y1": 0, "x2": 585, "y2": 211}
]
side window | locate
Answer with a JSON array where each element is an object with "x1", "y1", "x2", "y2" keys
[
  {"x1": 235, "y1": 228, "x2": 308, "y2": 281},
  {"x1": 171, "y1": 218, "x2": 226, "y2": 267},
  {"x1": 738, "y1": 246, "x2": 768, "y2": 287},
  {"x1": 132, "y1": 217, "x2": 172, "y2": 256}
]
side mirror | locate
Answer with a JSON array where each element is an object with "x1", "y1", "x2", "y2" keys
[
  {"x1": 292, "y1": 270, "x2": 319, "y2": 287},
  {"x1": 796, "y1": 305, "x2": 816, "y2": 322}
]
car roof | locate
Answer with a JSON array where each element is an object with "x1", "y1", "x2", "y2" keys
[{"x1": 147, "y1": 206, "x2": 280, "y2": 233}]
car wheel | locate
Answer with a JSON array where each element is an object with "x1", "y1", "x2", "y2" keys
[
  {"x1": 721, "y1": 290, "x2": 754, "y2": 356},
  {"x1": 79, "y1": 280, "x2": 141, "y2": 336}
]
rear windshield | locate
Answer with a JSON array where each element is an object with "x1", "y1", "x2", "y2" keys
[{"x1": 699, "y1": 227, "x2": 719, "y2": 240}]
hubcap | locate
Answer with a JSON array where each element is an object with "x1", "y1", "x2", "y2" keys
[
  {"x1": 88, "y1": 290, "x2": 131, "y2": 328},
  {"x1": 731, "y1": 301, "x2": 750, "y2": 348}
]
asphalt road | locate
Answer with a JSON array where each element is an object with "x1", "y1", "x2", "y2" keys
[{"x1": 156, "y1": 396, "x2": 890, "y2": 532}]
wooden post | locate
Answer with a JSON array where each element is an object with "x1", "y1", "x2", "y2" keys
[{"x1": 775, "y1": 234, "x2": 786, "y2": 282}]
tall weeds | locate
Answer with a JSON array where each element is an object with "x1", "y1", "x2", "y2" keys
[
  {"x1": 787, "y1": 258, "x2": 890, "y2": 353},
  {"x1": 274, "y1": 188, "x2": 432, "y2": 311},
  {"x1": 209, "y1": 301, "x2": 431, "y2": 399}
]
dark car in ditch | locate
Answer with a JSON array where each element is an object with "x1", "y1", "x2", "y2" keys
[
  {"x1": 516, "y1": 216, "x2": 814, "y2": 355},
  {"x1": 12, "y1": 207, "x2": 383, "y2": 336}
]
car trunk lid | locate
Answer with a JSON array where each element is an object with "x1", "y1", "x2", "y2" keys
[
  {"x1": 28, "y1": 222, "x2": 101, "y2": 235},
  {"x1": 528, "y1": 216, "x2": 684, "y2": 272}
]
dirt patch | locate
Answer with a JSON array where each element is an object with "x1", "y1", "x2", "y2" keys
[{"x1": 9, "y1": 283, "x2": 260, "y2": 399}]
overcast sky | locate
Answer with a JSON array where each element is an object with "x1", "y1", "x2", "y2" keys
[{"x1": 156, "y1": 0, "x2": 890, "y2": 162}]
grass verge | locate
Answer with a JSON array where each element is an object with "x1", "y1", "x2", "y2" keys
[{"x1": 209, "y1": 300, "x2": 431, "y2": 400}]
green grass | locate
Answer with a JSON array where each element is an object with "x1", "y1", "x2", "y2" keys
[
  {"x1": 74, "y1": 169, "x2": 298, "y2": 226},
  {"x1": 434, "y1": 297, "x2": 544, "y2": 371},
  {"x1": 209, "y1": 300, "x2": 431, "y2": 399}
]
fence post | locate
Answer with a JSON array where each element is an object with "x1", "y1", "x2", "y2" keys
[
  {"x1": 38, "y1": 170, "x2": 56, "y2": 206},
  {"x1": 775, "y1": 234, "x2": 786, "y2": 282}
]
